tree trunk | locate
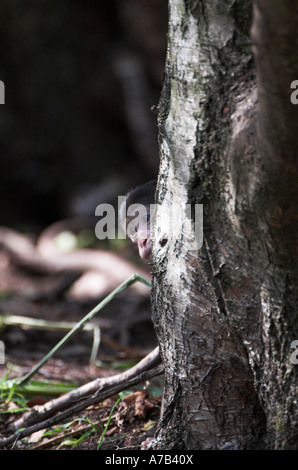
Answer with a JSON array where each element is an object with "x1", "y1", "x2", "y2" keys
[{"x1": 151, "y1": 0, "x2": 298, "y2": 450}]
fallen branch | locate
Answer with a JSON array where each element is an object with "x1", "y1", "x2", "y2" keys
[
  {"x1": 0, "y1": 356, "x2": 163, "y2": 449},
  {"x1": 0, "y1": 260, "x2": 156, "y2": 449},
  {"x1": 9, "y1": 346, "x2": 161, "y2": 434}
]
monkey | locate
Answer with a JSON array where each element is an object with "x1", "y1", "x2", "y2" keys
[{"x1": 119, "y1": 180, "x2": 156, "y2": 262}]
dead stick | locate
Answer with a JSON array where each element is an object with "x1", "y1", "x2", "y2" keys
[
  {"x1": 11, "y1": 346, "x2": 160, "y2": 432},
  {"x1": 0, "y1": 363, "x2": 163, "y2": 449}
]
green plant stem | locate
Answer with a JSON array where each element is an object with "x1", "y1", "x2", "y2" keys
[
  {"x1": 97, "y1": 396, "x2": 122, "y2": 449},
  {"x1": 16, "y1": 273, "x2": 151, "y2": 386}
]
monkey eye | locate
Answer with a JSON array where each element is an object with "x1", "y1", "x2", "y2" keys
[{"x1": 128, "y1": 224, "x2": 138, "y2": 236}]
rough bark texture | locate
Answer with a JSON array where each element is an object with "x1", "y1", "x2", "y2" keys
[{"x1": 151, "y1": 0, "x2": 298, "y2": 449}]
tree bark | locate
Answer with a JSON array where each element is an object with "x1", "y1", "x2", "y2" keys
[{"x1": 151, "y1": 0, "x2": 298, "y2": 450}]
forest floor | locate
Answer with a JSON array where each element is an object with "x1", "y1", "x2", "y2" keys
[{"x1": 0, "y1": 245, "x2": 161, "y2": 450}]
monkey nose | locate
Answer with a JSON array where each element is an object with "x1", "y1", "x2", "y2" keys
[
  {"x1": 138, "y1": 238, "x2": 151, "y2": 261},
  {"x1": 139, "y1": 237, "x2": 148, "y2": 248}
]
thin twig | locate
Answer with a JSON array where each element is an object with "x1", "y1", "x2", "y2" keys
[{"x1": 0, "y1": 314, "x2": 100, "y2": 366}]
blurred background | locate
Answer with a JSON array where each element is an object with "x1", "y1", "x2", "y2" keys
[
  {"x1": 0, "y1": 0, "x2": 167, "y2": 227},
  {"x1": 0, "y1": 1, "x2": 168, "y2": 369}
]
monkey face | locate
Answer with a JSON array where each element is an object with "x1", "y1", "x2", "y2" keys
[
  {"x1": 127, "y1": 212, "x2": 151, "y2": 261},
  {"x1": 120, "y1": 180, "x2": 156, "y2": 262}
]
